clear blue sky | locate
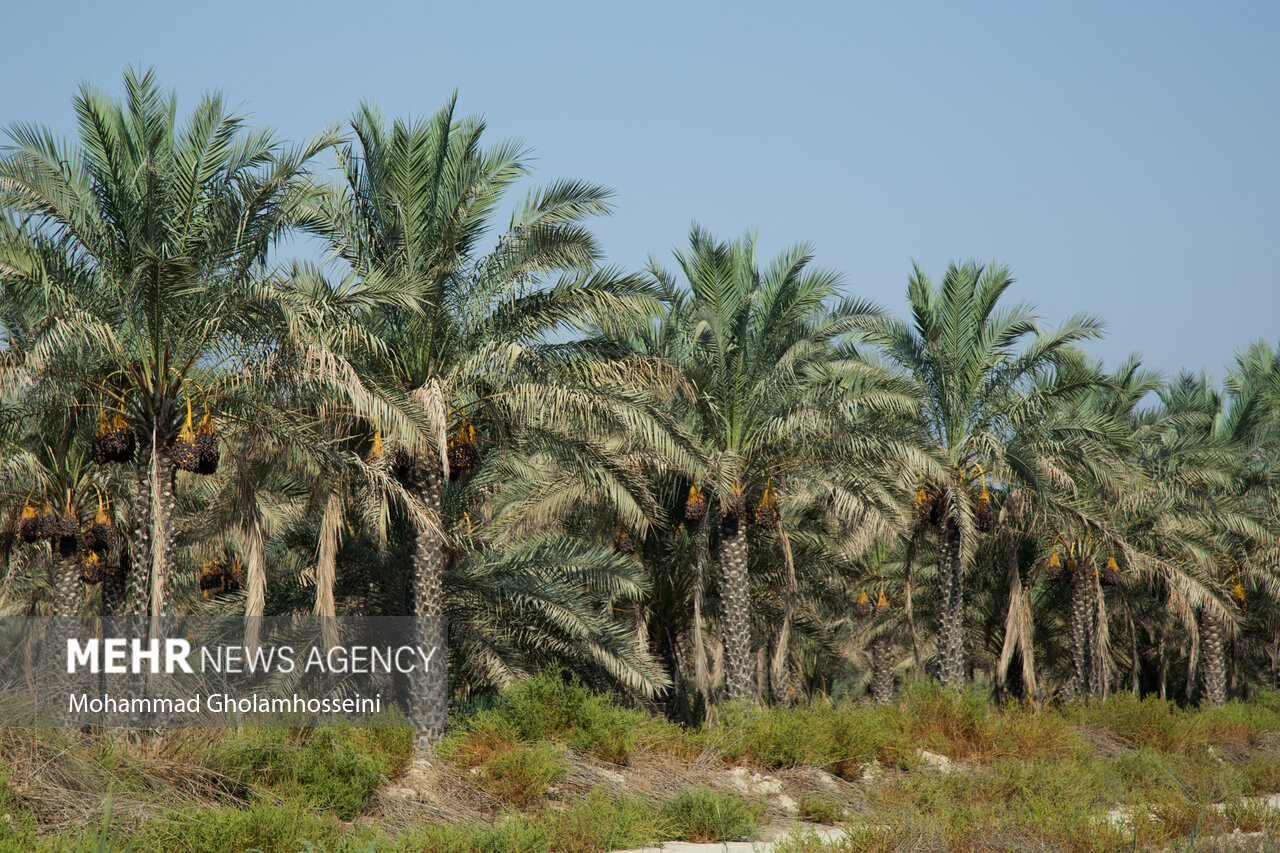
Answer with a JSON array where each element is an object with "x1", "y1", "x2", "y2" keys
[{"x1": 3, "y1": 1, "x2": 1276, "y2": 378}]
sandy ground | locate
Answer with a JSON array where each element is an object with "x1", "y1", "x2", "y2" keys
[{"x1": 610, "y1": 824, "x2": 846, "y2": 853}]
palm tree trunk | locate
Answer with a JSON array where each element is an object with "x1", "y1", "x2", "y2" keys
[
  {"x1": 904, "y1": 528, "x2": 922, "y2": 679},
  {"x1": 937, "y1": 518, "x2": 965, "y2": 688},
  {"x1": 692, "y1": 515, "x2": 711, "y2": 709},
  {"x1": 1157, "y1": 636, "x2": 1168, "y2": 701},
  {"x1": 50, "y1": 545, "x2": 81, "y2": 649},
  {"x1": 50, "y1": 544, "x2": 81, "y2": 722},
  {"x1": 151, "y1": 454, "x2": 177, "y2": 641},
  {"x1": 1125, "y1": 601, "x2": 1140, "y2": 695},
  {"x1": 1092, "y1": 570, "x2": 1112, "y2": 699},
  {"x1": 951, "y1": 528, "x2": 966, "y2": 685},
  {"x1": 0, "y1": 505, "x2": 16, "y2": 612},
  {"x1": 243, "y1": 516, "x2": 266, "y2": 653},
  {"x1": 1185, "y1": 638, "x2": 1197, "y2": 702},
  {"x1": 101, "y1": 547, "x2": 128, "y2": 725},
  {"x1": 871, "y1": 636, "x2": 894, "y2": 704},
  {"x1": 127, "y1": 438, "x2": 176, "y2": 710},
  {"x1": 1229, "y1": 636, "x2": 1239, "y2": 700},
  {"x1": 1200, "y1": 609, "x2": 1226, "y2": 706},
  {"x1": 315, "y1": 492, "x2": 341, "y2": 651},
  {"x1": 720, "y1": 517, "x2": 753, "y2": 702},
  {"x1": 102, "y1": 549, "x2": 128, "y2": 637},
  {"x1": 408, "y1": 460, "x2": 449, "y2": 743},
  {"x1": 769, "y1": 526, "x2": 797, "y2": 705},
  {"x1": 658, "y1": 623, "x2": 686, "y2": 721},
  {"x1": 127, "y1": 451, "x2": 155, "y2": 647},
  {"x1": 1068, "y1": 569, "x2": 1095, "y2": 699}
]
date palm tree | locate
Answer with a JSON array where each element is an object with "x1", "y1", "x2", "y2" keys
[
  {"x1": 866, "y1": 261, "x2": 1105, "y2": 687},
  {"x1": 306, "y1": 99, "x2": 683, "y2": 741},
  {"x1": 1221, "y1": 342, "x2": 1280, "y2": 695},
  {"x1": 0, "y1": 282, "x2": 129, "y2": 718},
  {"x1": 990, "y1": 356, "x2": 1152, "y2": 702},
  {"x1": 1140, "y1": 372, "x2": 1274, "y2": 704},
  {"x1": 0, "y1": 68, "x2": 337, "y2": 697},
  {"x1": 641, "y1": 227, "x2": 912, "y2": 702}
]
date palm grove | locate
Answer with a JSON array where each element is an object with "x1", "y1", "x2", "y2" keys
[{"x1": 2, "y1": 71, "x2": 1278, "y2": 745}]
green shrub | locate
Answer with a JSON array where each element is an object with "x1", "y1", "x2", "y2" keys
[
  {"x1": 1070, "y1": 692, "x2": 1193, "y2": 754},
  {"x1": 128, "y1": 801, "x2": 351, "y2": 853},
  {"x1": 437, "y1": 727, "x2": 518, "y2": 769},
  {"x1": 772, "y1": 828, "x2": 847, "y2": 853},
  {"x1": 898, "y1": 681, "x2": 999, "y2": 759},
  {"x1": 547, "y1": 787, "x2": 671, "y2": 853},
  {"x1": 355, "y1": 716, "x2": 416, "y2": 777},
  {"x1": 711, "y1": 698, "x2": 915, "y2": 775},
  {"x1": 452, "y1": 668, "x2": 652, "y2": 765},
  {"x1": 480, "y1": 742, "x2": 567, "y2": 807},
  {"x1": 394, "y1": 818, "x2": 551, "y2": 853},
  {"x1": 797, "y1": 794, "x2": 844, "y2": 824},
  {"x1": 1220, "y1": 798, "x2": 1280, "y2": 835},
  {"x1": 200, "y1": 724, "x2": 409, "y2": 818},
  {"x1": 866, "y1": 764, "x2": 1129, "y2": 853},
  {"x1": 1242, "y1": 755, "x2": 1280, "y2": 794},
  {"x1": 1109, "y1": 746, "x2": 1248, "y2": 805},
  {"x1": 563, "y1": 695, "x2": 639, "y2": 765},
  {"x1": 826, "y1": 703, "x2": 917, "y2": 772},
  {"x1": 745, "y1": 705, "x2": 836, "y2": 767},
  {"x1": 659, "y1": 787, "x2": 759, "y2": 842},
  {"x1": 9, "y1": 683, "x2": 1280, "y2": 853},
  {"x1": 294, "y1": 730, "x2": 388, "y2": 818},
  {"x1": 390, "y1": 789, "x2": 676, "y2": 853}
]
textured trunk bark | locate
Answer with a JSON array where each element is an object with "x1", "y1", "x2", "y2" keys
[
  {"x1": 50, "y1": 546, "x2": 81, "y2": 648},
  {"x1": 903, "y1": 529, "x2": 922, "y2": 679},
  {"x1": 950, "y1": 526, "x2": 966, "y2": 685},
  {"x1": 102, "y1": 548, "x2": 128, "y2": 637},
  {"x1": 100, "y1": 547, "x2": 128, "y2": 726},
  {"x1": 658, "y1": 623, "x2": 686, "y2": 722},
  {"x1": 937, "y1": 518, "x2": 965, "y2": 688},
  {"x1": 996, "y1": 534, "x2": 1022, "y2": 698},
  {"x1": 1125, "y1": 602, "x2": 1141, "y2": 695},
  {"x1": 127, "y1": 451, "x2": 155, "y2": 647},
  {"x1": 1185, "y1": 640, "x2": 1197, "y2": 702},
  {"x1": 692, "y1": 515, "x2": 711, "y2": 709},
  {"x1": 768, "y1": 630, "x2": 791, "y2": 705},
  {"x1": 50, "y1": 545, "x2": 81, "y2": 723},
  {"x1": 1201, "y1": 609, "x2": 1226, "y2": 706},
  {"x1": 315, "y1": 492, "x2": 341, "y2": 652},
  {"x1": 1068, "y1": 569, "x2": 1096, "y2": 699},
  {"x1": 243, "y1": 515, "x2": 266, "y2": 653},
  {"x1": 768, "y1": 623, "x2": 793, "y2": 705},
  {"x1": 1157, "y1": 637, "x2": 1168, "y2": 701},
  {"x1": 755, "y1": 644, "x2": 768, "y2": 703},
  {"x1": 408, "y1": 461, "x2": 449, "y2": 743},
  {"x1": 127, "y1": 438, "x2": 176, "y2": 715},
  {"x1": 1092, "y1": 570, "x2": 1111, "y2": 700},
  {"x1": 769, "y1": 527, "x2": 796, "y2": 706},
  {"x1": 719, "y1": 519, "x2": 753, "y2": 702},
  {"x1": 871, "y1": 636, "x2": 894, "y2": 704},
  {"x1": 1229, "y1": 637, "x2": 1239, "y2": 700},
  {"x1": 0, "y1": 504, "x2": 15, "y2": 612}
]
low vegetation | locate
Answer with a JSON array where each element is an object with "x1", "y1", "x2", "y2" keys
[{"x1": 0, "y1": 674, "x2": 1278, "y2": 852}]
